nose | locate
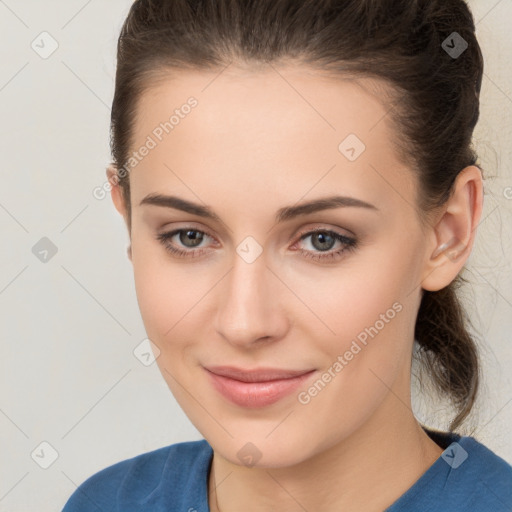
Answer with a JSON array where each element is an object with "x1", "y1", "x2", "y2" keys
[{"x1": 214, "y1": 250, "x2": 289, "y2": 349}]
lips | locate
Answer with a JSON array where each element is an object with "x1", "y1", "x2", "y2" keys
[
  {"x1": 203, "y1": 365, "x2": 317, "y2": 408},
  {"x1": 204, "y1": 365, "x2": 314, "y2": 382}
]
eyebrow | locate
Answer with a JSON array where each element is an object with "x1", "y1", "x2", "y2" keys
[{"x1": 139, "y1": 193, "x2": 379, "y2": 223}]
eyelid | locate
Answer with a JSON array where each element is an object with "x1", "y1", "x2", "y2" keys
[
  {"x1": 166, "y1": 225, "x2": 356, "y2": 258},
  {"x1": 293, "y1": 222, "x2": 356, "y2": 240},
  {"x1": 159, "y1": 222, "x2": 218, "y2": 241},
  {"x1": 157, "y1": 223, "x2": 359, "y2": 264},
  {"x1": 159, "y1": 222, "x2": 354, "y2": 245}
]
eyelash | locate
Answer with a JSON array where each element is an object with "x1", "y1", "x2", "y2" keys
[{"x1": 156, "y1": 227, "x2": 358, "y2": 263}]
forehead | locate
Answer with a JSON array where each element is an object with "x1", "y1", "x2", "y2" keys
[
  {"x1": 128, "y1": 64, "x2": 416, "y2": 217},
  {"x1": 134, "y1": 64, "x2": 395, "y2": 143}
]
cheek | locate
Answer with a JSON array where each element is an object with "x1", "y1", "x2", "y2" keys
[
  {"x1": 131, "y1": 239, "x2": 222, "y2": 355},
  {"x1": 131, "y1": 255, "x2": 202, "y2": 401},
  {"x1": 293, "y1": 259, "x2": 407, "y2": 348},
  {"x1": 131, "y1": 229, "x2": 181, "y2": 313},
  {"x1": 293, "y1": 270, "x2": 415, "y2": 441},
  {"x1": 294, "y1": 242, "x2": 418, "y2": 391},
  {"x1": 131, "y1": 241, "x2": 189, "y2": 345},
  {"x1": 133, "y1": 264, "x2": 172, "y2": 338}
]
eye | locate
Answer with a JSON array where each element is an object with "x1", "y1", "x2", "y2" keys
[
  {"x1": 155, "y1": 226, "x2": 358, "y2": 263},
  {"x1": 292, "y1": 229, "x2": 358, "y2": 263},
  {"x1": 156, "y1": 228, "x2": 215, "y2": 259}
]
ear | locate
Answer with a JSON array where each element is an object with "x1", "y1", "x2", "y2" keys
[
  {"x1": 421, "y1": 165, "x2": 483, "y2": 292},
  {"x1": 106, "y1": 165, "x2": 132, "y2": 262},
  {"x1": 107, "y1": 165, "x2": 128, "y2": 218}
]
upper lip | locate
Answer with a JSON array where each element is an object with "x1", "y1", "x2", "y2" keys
[{"x1": 204, "y1": 365, "x2": 315, "y2": 383}]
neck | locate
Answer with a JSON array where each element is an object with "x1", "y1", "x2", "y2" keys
[{"x1": 208, "y1": 392, "x2": 444, "y2": 512}]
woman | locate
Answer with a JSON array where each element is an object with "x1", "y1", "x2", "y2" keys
[{"x1": 62, "y1": 0, "x2": 512, "y2": 510}]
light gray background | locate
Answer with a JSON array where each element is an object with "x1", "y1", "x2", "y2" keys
[{"x1": 0, "y1": 1, "x2": 511, "y2": 511}]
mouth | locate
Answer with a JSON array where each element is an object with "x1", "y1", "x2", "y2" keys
[{"x1": 203, "y1": 365, "x2": 317, "y2": 408}]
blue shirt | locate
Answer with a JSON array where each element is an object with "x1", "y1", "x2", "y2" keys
[{"x1": 62, "y1": 428, "x2": 512, "y2": 511}]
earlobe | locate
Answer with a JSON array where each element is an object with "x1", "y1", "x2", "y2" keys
[{"x1": 421, "y1": 165, "x2": 483, "y2": 292}]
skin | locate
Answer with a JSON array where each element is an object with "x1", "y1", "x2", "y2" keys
[{"x1": 108, "y1": 63, "x2": 483, "y2": 512}]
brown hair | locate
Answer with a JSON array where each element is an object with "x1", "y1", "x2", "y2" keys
[{"x1": 110, "y1": 0, "x2": 484, "y2": 432}]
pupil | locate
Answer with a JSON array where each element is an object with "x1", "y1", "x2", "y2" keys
[
  {"x1": 313, "y1": 232, "x2": 334, "y2": 251},
  {"x1": 181, "y1": 230, "x2": 203, "y2": 247}
]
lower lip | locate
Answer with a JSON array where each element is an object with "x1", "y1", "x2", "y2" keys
[{"x1": 204, "y1": 368, "x2": 316, "y2": 408}]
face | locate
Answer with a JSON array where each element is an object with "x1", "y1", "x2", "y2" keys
[{"x1": 114, "y1": 64, "x2": 433, "y2": 467}]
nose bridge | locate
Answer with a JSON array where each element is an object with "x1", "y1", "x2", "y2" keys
[{"x1": 214, "y1": 243, "x2": 285, "y2": 345}]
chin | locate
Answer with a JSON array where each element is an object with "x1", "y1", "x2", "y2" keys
[{"x1": 208, "y1": 428, "x2": 322, "y2": 469}]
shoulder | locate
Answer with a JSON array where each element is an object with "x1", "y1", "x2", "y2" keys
[
  {"x1": 450, "y1": 435, "x2": 512, "y2": 510},
  {"x1": 61, "y1": 439, "x2": 212, "y2": 512},
  {"x1": 388, "y1": 430, "x2": 512, "y2": 512}
]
